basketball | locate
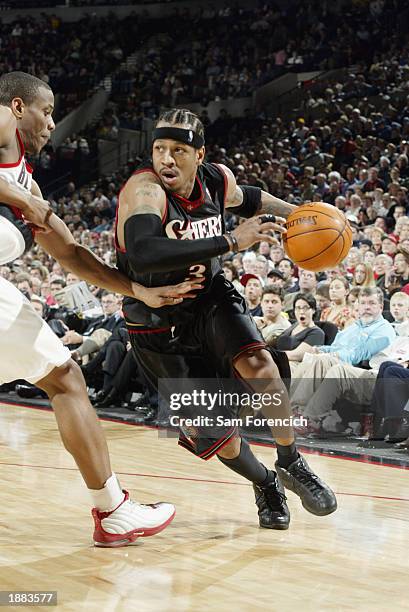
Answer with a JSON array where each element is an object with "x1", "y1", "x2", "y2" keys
[{"x1": 283, "y1": 202, "x2": 353, "y2": 272}]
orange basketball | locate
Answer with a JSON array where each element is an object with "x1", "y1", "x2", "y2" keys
[{"x1": 283, "y1": 202, "x2": 353, "y2": 272}]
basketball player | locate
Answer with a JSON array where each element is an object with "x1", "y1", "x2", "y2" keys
[
  {"x1": 0, "y1": 73, "x2": 202, "y2": 546},
  {"x1": 116, "y1": 108, "x2": 337, "y2": 530}
]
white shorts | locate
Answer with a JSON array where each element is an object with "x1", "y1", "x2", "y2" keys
[{"x1": 0, "y1": 276, "x2": 71, "y2": 385}]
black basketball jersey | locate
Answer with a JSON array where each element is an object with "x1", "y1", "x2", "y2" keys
[{"x1": 115, "y1": 161, "x2": 228, "y2": 327}]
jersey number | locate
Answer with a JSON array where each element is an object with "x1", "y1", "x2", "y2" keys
[{"x1": 188, "y1": 264, "x2": 206, "y2": 279}]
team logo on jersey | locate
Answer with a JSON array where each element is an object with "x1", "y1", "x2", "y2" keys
[
  {"x1": 166, "y1": 215, "x2": 222, "y2": 240},
  {"x1": 17, "y1": 163, "x2": 30, "y2": 190}
]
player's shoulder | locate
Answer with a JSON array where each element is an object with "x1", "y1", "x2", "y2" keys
[
  {"x1": 204, "y1": 162, "x2": 235, "y2": 184},
  {"x1": 120, "y1": 166, "x2": 166, "y2": 213},
  {"x1": 131, "y1": 165, "x2": 162, "y2": 186},
  {"x1": 124, "y1": 165, "x2": 164, "y2": 194},
  {"x1": 0, "y1": 106, "x2": 17, "y2": 148}
]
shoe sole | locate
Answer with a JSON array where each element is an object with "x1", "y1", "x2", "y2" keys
[
  {"x1": 300, "y1": 499, "x2": 337, "y2": 517},
  {"x1": 278, "y1": 475, "x2": 337, "y2": 517},
  {"x1": 259, "y1": 522, "x2": 289, "y2": 530},
  {"x1": 93, "y1": 509, "x2": 176, "y2": 547}
]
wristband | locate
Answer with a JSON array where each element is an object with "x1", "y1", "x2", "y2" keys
[{"x1": 226, "y1": 232, "x2": 239, "y2": 253}]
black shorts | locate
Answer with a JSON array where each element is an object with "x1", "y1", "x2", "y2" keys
[{"x1": 127, "y1": 276, "x2": 290, "y2": 459}]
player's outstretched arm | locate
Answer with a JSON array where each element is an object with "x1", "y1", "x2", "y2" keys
[
  {"x1": 219, "y1": 163, "x2": 297, "y2": 219},
  {"x1": 32, "y1": 182, "x2": 202, "y2": 305},
  {"x1": 117, "y1": 174, "x2": 282, "y2": 272}
]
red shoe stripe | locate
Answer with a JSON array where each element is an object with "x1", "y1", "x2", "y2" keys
[{"x1": 93, "y1": 509, "x2": 176, "y2": 547}]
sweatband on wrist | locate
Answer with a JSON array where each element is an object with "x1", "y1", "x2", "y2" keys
[
  {"x1": 226, "y1": 231, "x2": 239, "y2": 253},
  {"x1": 228, "y1": 185, "x2": 262, "y2": 218}
]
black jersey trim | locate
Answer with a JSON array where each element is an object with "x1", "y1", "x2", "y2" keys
[
  {"x1": 114, "y1": 187, "x2": 127, "y2": 253},
  {"x1": 173, "y1": 175, "x2": 205, "y2": 210},
  {"x1": 127, "y1": 325, "x2": 172, "y2": 334},
  {"x1": 232, "y1": 341, "x2": 268, "y2": 362},
  {"x1": 178, "y1": 427, "x2": 237, "y2": 460},
  {"x1": 212, "y1": 163, "x2": 228, "y2": 209}
]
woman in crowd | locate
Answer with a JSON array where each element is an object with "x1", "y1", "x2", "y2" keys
[
  {"x1": 345, "y1": 247, "x2": 363, "y2": 274},
  {"x1": 352, "y1": 263, "x2": 376, "y2": 288},
  {"x1": 320, "y1": 276, "x2": 355, "y2": 330},
  {"x1": 276, "y1": 294, "x2": 325, "y2": 371},
  {"x1": 222, "y1": 261, "x2": 244, "y2": 294}
]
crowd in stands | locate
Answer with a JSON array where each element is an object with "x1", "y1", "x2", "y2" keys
[
  {"x1": 11, "y1": 0, "x2": 405, "y2": 193},
  {"x1": 0, "y1": 12, "x2": 144, "y2": 118},
  {"x1": 101, "y1": 0, "x2": 409, "y2": 129}
]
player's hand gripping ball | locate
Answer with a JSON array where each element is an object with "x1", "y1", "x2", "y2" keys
[{"x1": 283, "y1": 202, "x2": 353, "y2": 272}]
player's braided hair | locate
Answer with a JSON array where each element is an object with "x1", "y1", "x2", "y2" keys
[
  {"x1": 0, "y1": 71, "x2": 51, "y2": 106},
  {"x1": 156, "y1": 108, "x2": 205, "y2": 140}
]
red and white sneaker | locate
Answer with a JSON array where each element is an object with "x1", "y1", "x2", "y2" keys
[{"x1": 92, "y1": 491, "x2": 176, "y2": 547}]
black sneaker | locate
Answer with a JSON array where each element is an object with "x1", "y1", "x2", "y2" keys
[
  {"x1": 275, "y1": 455, "x2": 337, "y2": 517},
  {"x1": 253, "y1": 471, "x2": 290, "y2": 530}
]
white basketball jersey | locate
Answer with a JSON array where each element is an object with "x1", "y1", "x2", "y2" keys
[
  {"x1": 0, "y1": 129, "x2": 34, "y2": 265},
  {"x1": 0, "y1": 129, "x2": 33, "y2": 194}
]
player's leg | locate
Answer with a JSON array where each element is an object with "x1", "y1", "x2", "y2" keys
[
  {"x1": 234, "y1": 348, "x2": 337, "y2": 516},
  {"x1": 217, "y1": 435, "x2": 290, "y2": 529},
  {"x1": 36, "y1": 360, "x2": 175, "y2": 547},
  {"x1": 0, "y1": 279, "x2": 174, "y2": 546},
  {"x1": 202, "y1": 282, "x2": 336, "y2": 518},
  {"x1": 124, "y1": 324, "x2": 290, "y2": 527}
]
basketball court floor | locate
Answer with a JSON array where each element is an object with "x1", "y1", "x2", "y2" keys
[{"x1": 1, "y1": 401, "x2": 408, "y2": 611}]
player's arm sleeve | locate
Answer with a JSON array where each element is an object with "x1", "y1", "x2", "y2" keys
[
  {"x1": 219, "y1": 163, "x2": 296, "y2": 218},
  {"x1": 218, "y1": 164, "x2": 262, "y2": 217},
  {"x1": 124, "y1": 213, "x2": 230, "y2": 274}
]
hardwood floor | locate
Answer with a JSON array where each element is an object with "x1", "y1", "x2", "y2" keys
[{"x1": 0, "y1": 402, "x2": 408, "y2": 611}]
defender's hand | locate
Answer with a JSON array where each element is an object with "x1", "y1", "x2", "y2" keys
[
  {"x1": 22, "y1": 195, "x2": 53, "y2": 232},
  {"x1": 135, "y1": 279, "x2": 204, "y2": 308}
]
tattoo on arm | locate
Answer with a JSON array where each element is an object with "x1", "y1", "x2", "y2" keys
[
  {"x1": 226, "y1": 186, "x2": 244, "y2": 208},
  {"x1": 134, "y1": 185, "x2": 164, "y2": 217},
  {"x1": 259, "y1": 193, "x2": 295, "y2": 217}
]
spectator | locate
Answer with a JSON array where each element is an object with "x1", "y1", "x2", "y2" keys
[
  {"x1": 277, "y1": 258, "x2": 298, "y2": 292},
  {"x1": 390, "y1": 292, "x2": 409, "y2": 336},
  {"x1": 320, "y1": 277, "x2": 355, "y2": 330},
  {"x1": 352, "y1": 263, "x2": 376, "y2": 288},
  {"x1": 222, "y1": 261, "x2": 244, "y2": 294},
  {"x1": 276, "y1": 294, "x2": 325, "y2": 370},
  {"x1": 254, "y1": 286, "x2": 290, "y2": 346},
  {"x1": 240, "y1": 274, "x2": 263, "y2": 317},
  {"x1": 364, "y1": 361, "x2": 409, "y2": 444},
  {"x1": 316, "y1": 282, "x2": 331, "y2": 313},
  {"x1": 63, "y1": 292, "x2": 124, "y2": 360},
  {"x1": 290, "y1": 287, "x2": 396, "y2": 430},
  {"x1": 374, "y1": 254, "x2": 393, "y2": 292}
]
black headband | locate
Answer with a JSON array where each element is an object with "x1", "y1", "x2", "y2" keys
[{"x1": 152, "y1": 127, "x2": 205, "y2": 149}]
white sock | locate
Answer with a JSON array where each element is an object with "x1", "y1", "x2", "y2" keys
[{"x1": 89, "y1": 473, "x2": 125, "y2": 512}]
